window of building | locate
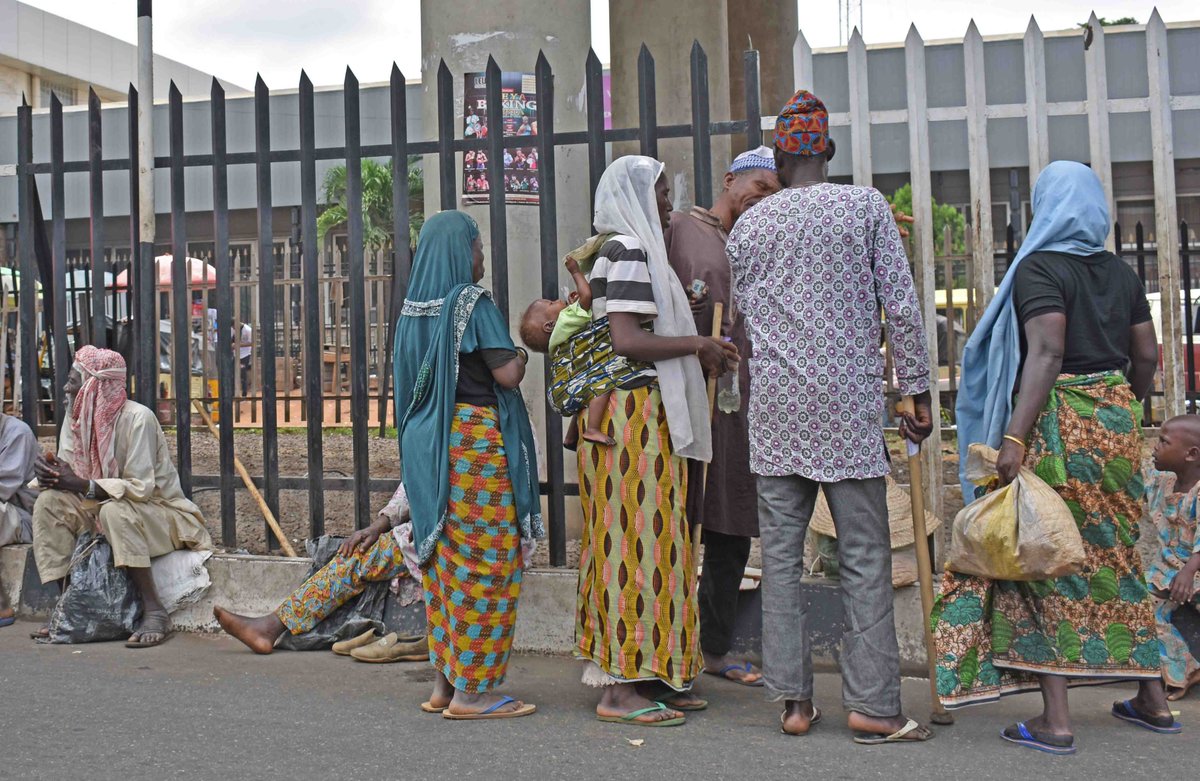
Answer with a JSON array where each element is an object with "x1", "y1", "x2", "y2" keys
[{"x1": 39, "y1": 78, "x2": 78, "y2": 107}]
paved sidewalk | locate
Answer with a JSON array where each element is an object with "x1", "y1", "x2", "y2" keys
[{"x1": 1, "y1": 621, "x2": 1195, "y2": 780}]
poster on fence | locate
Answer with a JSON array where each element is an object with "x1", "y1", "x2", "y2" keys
[{"x1": 462, "y1": 71, "x2": 539, "y2": 206}]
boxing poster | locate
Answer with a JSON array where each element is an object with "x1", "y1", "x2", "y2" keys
[{"x1": 462, "y1": 71, "x2": 540, "y2": 206}]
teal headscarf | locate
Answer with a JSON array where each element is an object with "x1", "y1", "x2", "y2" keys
[
  {"x1": 393, "y1": 211, "x2": 543, "y2": 564},
  {"x1": 955, "y1": 161, "x2": 1110, "y2": 497}
]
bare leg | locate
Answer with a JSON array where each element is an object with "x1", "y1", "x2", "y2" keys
[
  {"x1": 127, "y1": 567, "x2": 172, "y2": 646},
  {"x1": 595, "y1": 682, "x2": 684, "y2": 724},
  {"x1": 1130, "y1": 678, "x2": 1173, "y2": 718},
  {"x1": 1013, "y1": 674, "x2": 1073, "y2": 739},
  {"x1": 583, "y1": 393, "x2": 615, "y2": 446},
  {"x1": 213, "y1": 605, "x2": 286, "y2": 654},
  {"x1": 427, "y1": 671, "x2": 455, "y2": 710}
]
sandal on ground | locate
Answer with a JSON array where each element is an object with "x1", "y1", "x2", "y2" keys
[
  {"x1": 655, "y1": 693, "x2": 708, "y2": 712},
  {"x1": 420, "y1": 701, "x2": 448, "y2": 714},
  {"x1": 0, "y1": 616, "x2": 15, "y2": 629},
  {"x1": 704, "y1": 662, "x2": 764, "y2": 687},
  {"x1": 852, "y1": 718, "x2": 934, "y2": 745},
  {"x1": 442, "y1": 695, "x2": 537, "y2": 720},
  {"x1": 30, "y1": 624, "x2": 49, "y2": 640},
  {"x1": 596, "y1": 701, "x2": 686, "y2": 728},
  {"x1": 780, "y1": 707, "x2": 822, "y2": 736},
  {"x1": 1000, "y1": 722, "x2": 1075, "y2": 755},
  {"x1": 125, "y1": 615, "x2": 172, "y2": 649},
  {"x1": 1111, "y1": 699, "x2": 1182, "y2": 734}
]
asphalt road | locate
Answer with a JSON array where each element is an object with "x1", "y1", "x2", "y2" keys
[{"x1": 2, "y1": 620, "x2": 1196, "y2": 780}]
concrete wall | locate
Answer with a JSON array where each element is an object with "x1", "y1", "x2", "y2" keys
[{"x1": 0, "y1": 60, "x2": 30, "y2": 112}]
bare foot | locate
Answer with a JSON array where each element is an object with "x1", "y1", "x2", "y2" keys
[
  {"x1": 213, "y1": 605, "x2": 285, "y2": 654},
  {"x1": 704, "y1": 654, "x2": 763, "y2": 685},
  {"x1": 847, "y1": 711, "x2": 934, "y2": 742},
  {"x1": 596, "y1": 682, "x2": 684, "y2": 725},
  {"x1": 427, "y1": 671, "x2": 455, "y2": 711},
  {"x1": 582, "y1": 428, "x2": 616, "y2": 446},
  {"x1": 1015, "y1": 713, "x2": 1072, "y2": 741},
  {"x1": 781, "y1": 700, "x2": 819, "y2": 735},
  {"x1": 635, "y1": 681, "x2": 706, "y2": 710},
  {"x1": 1167, "y1": 671, "x2": 1200, "y2": 701}
]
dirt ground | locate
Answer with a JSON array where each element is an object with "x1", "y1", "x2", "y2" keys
[{"x1": 35, "y1": 427, "x2": 1162, "y2": 563}]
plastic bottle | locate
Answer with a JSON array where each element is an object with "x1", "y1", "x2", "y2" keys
[{"x1": 716, "y1": 338, "x2": 740, "y2": 413}]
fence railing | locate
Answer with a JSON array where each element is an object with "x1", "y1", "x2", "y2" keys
[{"x1": 11, "y1": 42, "x2": 763, "y2": 564}]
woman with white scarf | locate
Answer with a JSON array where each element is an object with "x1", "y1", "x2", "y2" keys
[{"x1": 574, "y1": 156, "x2": 737, "y2": 727}]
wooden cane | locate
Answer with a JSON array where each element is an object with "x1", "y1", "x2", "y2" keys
[
  {"x1": 192, "y1": 399, "x2": 298, "y2": 558},
  {"x1": 896, "y1": 396, "x2": 953, "y2": 725},
  {"x1": 692, "y1": 302, "x2": 725, "y2": 577}
]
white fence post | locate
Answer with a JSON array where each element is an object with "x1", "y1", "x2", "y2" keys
[
  {"x1": 793, "y1": 30, "x2": 813, "y2": 90},
  {"x1": 904, "y1": 24, "x2": 943, "y2": 520},
  {"x1": 964, "y1": 20, "x2": 994, "y2": 311},
  {"x1": 1023, "y1": 17, "x2": 1049, "y2": 186},
  {"x1": 1147, "y1": 9, "x2": 1184, "y2": 417},
  {"x1": 847, "y1": 28, "x2": 872, "y2": 187},
  {"x1": 1084, "y1": 11, "x2": 1116, "y2": 251}
]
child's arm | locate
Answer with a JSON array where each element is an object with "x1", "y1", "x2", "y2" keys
[
  {"x1": 1170, "y1": 551, "x2": 1200, "y2": 604},
  {"x1": 565, "y1": 256, "x2": 593, "y2": 310}
]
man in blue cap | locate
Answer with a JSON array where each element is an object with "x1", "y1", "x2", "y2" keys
[{"x1": 665, "y1": 146, "x2": 780, "y2": 687}]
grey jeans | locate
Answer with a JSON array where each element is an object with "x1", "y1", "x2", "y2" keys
[{"x1": 757, "y1": 474, "x2": 901, "y2": 717}]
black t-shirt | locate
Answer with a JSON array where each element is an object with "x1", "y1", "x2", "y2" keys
[
  {"x1": 1012, "y1": 250, "x2": 1152, "y2": 373},
  {"x1": 456, "y1": 348, "x2": 516, "y2": 406}
]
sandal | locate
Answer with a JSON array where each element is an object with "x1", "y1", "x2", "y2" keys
[
  {"x1": 596, "y1": 701, "x2": 686, "y2": 728},
  {"x1": 780, "y1": 706, "x2": 822, "y2": 736},
  {"x1": 852, "y1": 718, "x2": 934, "y2": 745},
  {"x1": 443, "y1": 695, "x2": 537, "y2": 720},
  {"x1": 655, "y1": 693, "x2": 708, "y2": 712},
  {"x1": 0, "y1": 616, "x2": 15, "y2": 629},
  {"x1": 1111, "y1": 699, "x2": 1182, "y2": 734},
  {"x1": 420, "y1": 701, "x2": 449, "y2": 714},
  {"x1": 125, "y1": 614, "x2": 172, "y2": 649},
  {"x1": 704, "y1": 662, "x2": 764, "y2": 687},
  {"x1": 1000, "y1": 722, "x2": 1076, "y2": 755}
]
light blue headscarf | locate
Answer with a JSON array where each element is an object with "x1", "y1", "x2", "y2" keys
[{"x1": 955, "y1": 161, "x2": 1110, "y2": 497}]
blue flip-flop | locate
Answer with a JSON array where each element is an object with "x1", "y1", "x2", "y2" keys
[
  {"x1": 1111, "y1": 699, "x2": 1182, "y2": 734},
  {"x1": 705, "y1": 662, "x2": 765, "y2": 687},
  {"x1": 0, "y1": 616, "x2": 14, "y2": 629},
  {"x1": 1000, "y1": 722, "x2": 1076, "y2": 755}
]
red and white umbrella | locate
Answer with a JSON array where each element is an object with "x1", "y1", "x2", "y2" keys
[{"x1": 114, "y1": 255, "x2": 219, "y2": 290}]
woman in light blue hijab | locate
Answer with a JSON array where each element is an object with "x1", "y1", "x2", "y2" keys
[{"x1": 934, "y1": 162, "x2": 1176, "y2": 753}]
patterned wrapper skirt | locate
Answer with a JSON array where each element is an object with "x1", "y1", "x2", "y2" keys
[
  {"x1": 933, "y1": 373, "x2": 1162, "y2": 708},
  {"x1": 574, "y1": 385, "x2": 701, "y2": 690},
  {"x1": 423, "y1": 403, "x2": 523, "y2": 694}
]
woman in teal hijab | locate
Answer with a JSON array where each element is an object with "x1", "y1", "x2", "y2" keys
[
  {"x1": 394, "y1": 210, "x2": 543, "y2": 720},
  {"x1": 933, "y1": 162, "x2": 1175, "y2": 753}
]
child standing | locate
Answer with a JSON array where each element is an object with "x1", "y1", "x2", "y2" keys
[{"x1": 1146, "y1": 414, "x2": 1200, "y2": 700}]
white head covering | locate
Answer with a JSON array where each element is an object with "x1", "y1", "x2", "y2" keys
[{"x1": 593, "y1": 156, "x2": 711, "y2": 461}]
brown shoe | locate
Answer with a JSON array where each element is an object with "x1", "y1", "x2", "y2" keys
[
  {"x1": 350, "y1": 632, "x2": 429, "y2": 663},
  {"x1": 332, "y1": 628, "x2": 379, "y2": 656}
]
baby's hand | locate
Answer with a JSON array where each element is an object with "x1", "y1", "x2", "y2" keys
[{"x1": 568, "y1": 291, "x2": 579, "y2": 304}]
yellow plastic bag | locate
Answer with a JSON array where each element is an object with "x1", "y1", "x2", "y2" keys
[{"x1": 946, "y1": 444, "x2": 1086, "y2": 581}]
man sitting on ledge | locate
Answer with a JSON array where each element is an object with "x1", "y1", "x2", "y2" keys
[{"x1": 32, "y1": 346, "x2": 212, "y2": 647}]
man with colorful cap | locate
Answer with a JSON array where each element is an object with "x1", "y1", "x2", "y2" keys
[
  {"x1": 727, "y1": 90, "x2": 935, "y2": 742},
  {"x1": 31, "y1": 346, "x2": 212, "y2": 647},
  {"x1": 665, "y1": 146, "x2": 780, "y2": 688}
]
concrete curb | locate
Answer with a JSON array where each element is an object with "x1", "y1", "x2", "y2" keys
[{"x1": 1, "y1": 544, "x2": 928, "y2": 669}]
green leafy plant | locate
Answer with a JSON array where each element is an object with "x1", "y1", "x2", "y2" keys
[
  {"x1": 1078, "y1": 16, "x2": 1138, "y2": 27},
  {"x1": 317, "y1": 157, "x2": 425, "y2": 249},
  {"x1": 887, "y1": 184, "x2": 966, "y2": 256}
]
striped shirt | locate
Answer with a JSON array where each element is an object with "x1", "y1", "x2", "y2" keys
[{"x1": 589, "y1": 236, "x2": 658, "y2": 322}]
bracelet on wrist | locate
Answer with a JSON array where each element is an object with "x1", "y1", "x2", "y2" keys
[{"x1": 1002, "y1": 434, "x2": 1027, "y2": 449}]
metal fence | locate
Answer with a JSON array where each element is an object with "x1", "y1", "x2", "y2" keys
[{"x1": 11, "y1": 43, "x2": 764, "y2": 565}]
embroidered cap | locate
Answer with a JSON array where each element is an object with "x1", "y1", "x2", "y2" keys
[{"x1": 729, "y1": 145, "x2": 777, "y2": 174}]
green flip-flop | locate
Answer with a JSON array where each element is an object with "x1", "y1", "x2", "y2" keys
[{"x1": 597, "y1": 701, "x2": 686, "y2": 727}]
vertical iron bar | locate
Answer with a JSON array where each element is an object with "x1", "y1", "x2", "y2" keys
[
  {"x1": 379, "y1": 63, "x2": 411, "y2": 437},
  {"x1": 437, "y1": 61, "x2": 455, "y2": 211},
  {"x1": 254, "y1": 75, "x2": 281, "y2": 525},
  {"x1": 344, "y1": 68, "x2": 371, "y2": 530},
  {"x1": 211, "y1": 80, "x2": 237, "y2": 546},
  {"x1": 16, "y1": 99, "x2": 36, "y2": 426},
  {"x1": 585, "y1": 49, "x2": 606, "y2": 216},
  {"x1": 169, "y1": 82, "x2": 192, "y2": 494},
  {"x1": 485, "y1": 57, "x2": 509, "y2": 319},
  {"x1": 690, "y1": 42, "x2": 713, "y2": 209},
  {"x1": 299, "y1": 72, "x2": 325, "y2": 536},
  {"x1": 50, "y1": 96, "x2": 69, "y2": 436},
  {"x1": 637, "y1": 46, "x2": 658, "y2": 159},
  {"x1": 743, "y1": 50, "x2": 762, "y2": 152},
  {"x1": 1183, "y1": 221, "x2": 1195, "y2": 408},
  {"x1": 1136, "y1": 222, "x2": 1147, "y2": 287},
  {"x1": 535, "y1": 51, "x2": 566, "y2": 567},
  {"x1": 87, "y1": 89, "x2": 107, "y2": 349}
]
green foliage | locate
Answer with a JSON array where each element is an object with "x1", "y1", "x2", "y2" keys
[
  {"x1": 887, "y1": 184, "x2": 966, "y2": 255},
  {"x1": 1079, "y1": 17, "x2": 1138, "y2": 27},
  {"x1": 317, "y1": 156, "x2": 426, "y2": 249}
]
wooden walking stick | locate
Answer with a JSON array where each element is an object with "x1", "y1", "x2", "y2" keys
[
  {"x1": 895, "y1": 396, "x2": 953, "y2": 725},
  {"x1": 192, "y1": 399, "x2": 298, "y2": 558},
  {"x1": 692, "y1": 302, "x2": 725, "y2": 577}
]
